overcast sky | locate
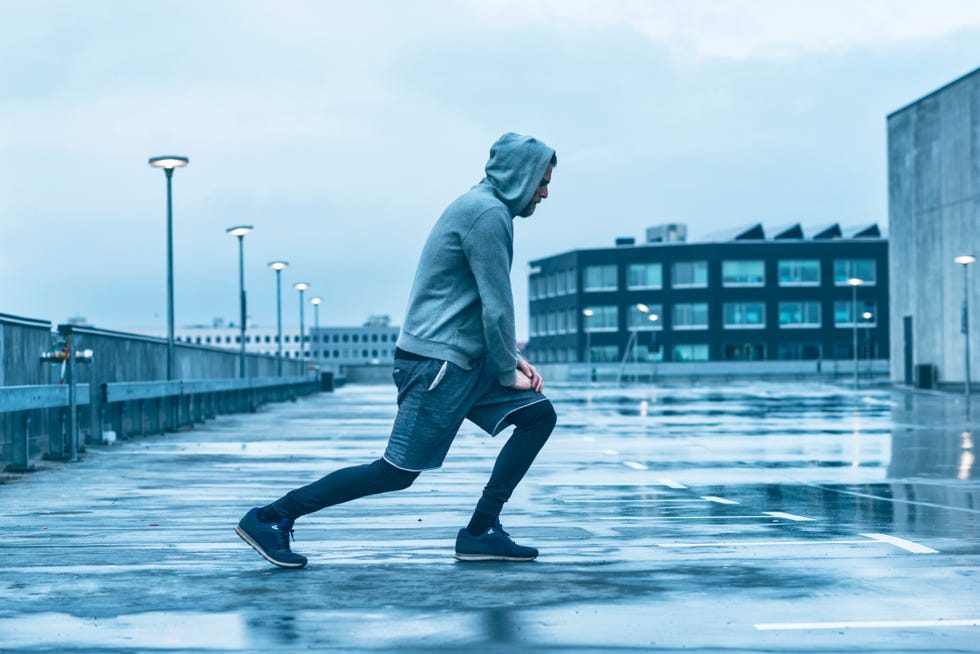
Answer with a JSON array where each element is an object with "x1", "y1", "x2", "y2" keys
[{"x1": 2, "y1": 1, "x2": 980, "y2": 340}]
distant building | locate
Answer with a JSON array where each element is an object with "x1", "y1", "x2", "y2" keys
[
  {"x1": 887, "y1": 67, "x2": 980, "y2": 387},
  {"x1": 141, "y1": 316, "x2": 401, "y2": 371},
  {"x1": 527, "y1": 223, "x2": 888, "y2": 370}
]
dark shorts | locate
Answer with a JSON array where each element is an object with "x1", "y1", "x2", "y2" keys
[{"x1": 382, "y1": 356, "x2": 549, "y2": 472}]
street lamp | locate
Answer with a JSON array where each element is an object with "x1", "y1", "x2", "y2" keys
[
  {"x1": 583, "y1": 309, "x2": 594, "y2": 381},
  {"x1": 633, "y1": 303, "x2": 650, "y2": 377},
  {"x1": 649, "y1": 313, "x2": 660, "y2": 381},
  {"x1": 862, "y1": 311, "x2": 873, "y2": 379},
  {"x1": 847, "y1": 278, "x2": 863, "y2": 389},
  {"x1": 268, "y1": 261, "x2": 288, "y2": 376},
  {"x1": 294, "y1": 282, "x2": 310, "y2": 361},
  {"x1": 955, "y1": 255, "x2": 976, "y2": 397},
  {"x1": 226, "y1": 225, "x2": 253, "y2": 378},
  {"x1": 148, "y1": 155, "x2": 189, "y2": 380},
  {"x1": 311, "y1": 296, "x2": 323, "y2": 362}
]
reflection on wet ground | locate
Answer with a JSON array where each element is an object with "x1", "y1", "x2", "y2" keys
[{"x1": 0, "y1": 381, "x2": 977, "y2": 652}]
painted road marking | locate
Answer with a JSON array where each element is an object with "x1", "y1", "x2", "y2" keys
[
  {"x1": 657, "y1": 478, "x2": 687, "y2": 489},
  {"x1": 861, "y1": 533, "x2": 939, "y2": 554},
  {"x1": 701, "y1": 495, "x2": 740, "y2": 505},
  {"x1": 763, "y1": 511, "x2": 815, "y2": 521},
  {"x1": 755, "y1": 618, "x2": 980, "y2": 631},
  {"x1": 658, "y1": 539, "x2": 869, "y2": 548},
  {"x1": 623, "y1": 461, "x2": 648, "y2": 470},
  {"x1": 602, "y1": 449, "x2": 619, "y2": 455},
  {"x1": 538, "y1": 481, "x2": 686, "y2": 487}
]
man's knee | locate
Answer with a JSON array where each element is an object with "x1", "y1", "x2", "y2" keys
[
  {"x1": 374, "y1": 458, "x2": 420, "y2": 491},
  {"x1": 509, "y1": 400, "x2": 557, "y2": 434}
]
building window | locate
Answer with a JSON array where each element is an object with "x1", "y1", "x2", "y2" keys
[
  {"x1": 546, "y1": 274, "x2": 557, "y2": 297},
  {"x1": 546, "y1": 312, "x2": 557, "y2": 335},
  {"x1": 673, "y1": 303, "x2": 708, "y2": 330},
  {"x1": 628, "y1": 303, "x2": 664, "y2": 330},
  {"x1": 566, "y1": 309, "x2": 578, "y2": 334},
  {"x1": 528, "y1": 275, "x2": 539, "y2": 300},
  {"x1": 834, "y1": 300, "x2": 877, "y2": 327},
  {"x1": 583, "y1": 305, "x2": 618, "y2": 332},
  {"x1": 778, "y1": 343, "x2": 822, "y2": 360},
  {"x1": 589, "y1": 345, "x2": 620, "y2": 362},
  {"x1": 584, "y1": 265, "x2": 618, "y2": 291},
  {"x1": 834, "y1": 259, "x2": 876, "y2": 285},
  {"x1": 722, "y1": 260, "x2": 764, "y2": 287},
  {"x1": 723, "y1": 302, "x2": 765, "y2": 328},
  {"x1": 779, "y1": 260, "x2": 820, "y2": 286},
  {"x1": 723, "y1": 343, "x2": 765, "y2": 360},
  {"x1": 556, "y1": 311, "x2": 567, "y2": 334},
  {"x1": 779, "y1": 301, "x2": 821, "y2": 328},
  {"x1": 672, "y1": 261, "x2": 708, "y2": 288},
  {"x1": 566, "y1": 269, "x2": 577, "y2": 293},
  {"x1": 556, "y1": 271, "x2": 567, "y2": 295},
  {"x1": 673, "y1": 344, "x2": 709, "y2": 361},
  {"x1": 627, "y1": 263, "x2": 662, "y2": 290}
]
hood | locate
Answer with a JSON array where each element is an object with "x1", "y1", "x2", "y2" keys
[{"x1": 480, "y1": 132, "x2": 556, "y2": 217}]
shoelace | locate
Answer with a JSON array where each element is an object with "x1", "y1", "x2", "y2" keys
[
  {"x1": 276, "y1": 520, "x2": 296, "y2": 551},
  {"x1": 493, "y1": 519, "x2": 510, "y2": 538}
]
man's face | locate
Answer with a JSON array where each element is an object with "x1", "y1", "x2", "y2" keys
[{"x1": 519, "y1": 163, "x2": 553, "y2": 217}]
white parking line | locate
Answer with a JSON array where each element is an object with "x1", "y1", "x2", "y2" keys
[
  {"x1": 763, "y1": 511, "x2": 815, "y2": 522},
  {"x1": 657, "y1": 478, "x2": 687, "y2": 489},
  {"x1": 861, "y1": 533, "x2": 939, "y2": 554},
  {"x1": 755, "y1": 618, "x2": 980, "y2": 631},
  {"x1": 657, "y1": 539, "x2": 868, "y2": 548},
  {"x1": 701, "y1": 495, "x2": 740, "y2": 505},
  {"x1": 623, "y1": 461, "x2": 648, "y2": 470}
]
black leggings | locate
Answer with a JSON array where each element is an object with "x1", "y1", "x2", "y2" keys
[{"x1": 263, "y1": 399, "x2": 557, "y2": 522}]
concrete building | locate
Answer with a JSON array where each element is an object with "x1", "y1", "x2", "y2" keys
[
  {"x1": 140, "y1": 316, "x2": 400, "y2": 373},
  {"x1": 888, "y1": 67, "x2": 980, "y2": 388},
  {"x1": 527, "y1": 223, "x2": 888, "y2": 380}
]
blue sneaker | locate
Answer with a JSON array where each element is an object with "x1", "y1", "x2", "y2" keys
[
  {"x1": 454, "y1": 520, "x2": 538, "y2": 562},
  {"x1": 235, "y1": 508, "x2": 308, "y2": 568}
]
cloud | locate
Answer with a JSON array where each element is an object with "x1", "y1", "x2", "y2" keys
[{"x1": 467, "y1": 0, "x2": 980, "y2": 60}]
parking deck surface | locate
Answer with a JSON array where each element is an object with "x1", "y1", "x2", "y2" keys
[{"x1": 1, "y1": 382, "x2": 978, "y2": 653}]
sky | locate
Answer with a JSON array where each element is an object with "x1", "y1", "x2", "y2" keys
[{"x1": 2, "y1": 0, "x2": 980, "y2": 341}]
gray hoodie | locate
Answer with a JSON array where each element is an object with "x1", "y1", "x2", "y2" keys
[{"x1": 396, "y1": 133, "x2": 556, "y2": 386}]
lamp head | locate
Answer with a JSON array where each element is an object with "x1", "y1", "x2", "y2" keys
[
  {"x1": 583, "y1": 309, "x2": 594, "y2": 317},
  {"x1": 636, "y1": 303, "x2": 649, "y2": 313},
  {"x1": 148, "y1": 156, "x2": 189, "y2": 170},
  {"x1": 226, "y1": 225, "x2": 253, "y2": 238},
  {"x1": 847, "y1": 277, "x2": 863, "y2": 287},
  {"x1": 268, "y1": 261, "x2": 288, "y2": 271},
  {"x1": 294, "y1": 282, "x2": 309, "y2": 292},
  {"x1": 955, "y1": 255, "x2": 977, "y2": 266},
  {"x1": 311, "y1": 297, "x2": 323, "y2": 306}
]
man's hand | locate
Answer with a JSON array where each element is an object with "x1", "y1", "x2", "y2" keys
[{"x1": 514, "y1": 359, "x2": 544, "y2": 392}]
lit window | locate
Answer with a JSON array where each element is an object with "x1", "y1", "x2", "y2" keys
[
  {"x1": 779, "y1": 260, "x2": 820, "y2": 286},
  {"x1": 722, "y1": 260, "x2": 764, "y2": 287},
  {"x1": 673, "y1": 303, "x2": 708, "y2": 329},
  {"x1": 723, "y1": 302, "x2": 765, "y2": 328},
  {"x1": 627, "y1": 263, "x2": 663, "y2": 290},
  {"x1": 584, "y1": 265, "x2": 618, "y2": 291},
  {"x1": 779, "y1": 301, "x2": 821, "y2": 328},
  {"x1": 834, "y1": 259, "x2": 876, "y2": 285}
]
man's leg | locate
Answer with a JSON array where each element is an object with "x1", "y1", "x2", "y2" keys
[
  {"x1": 236, "y1": 458, "x2": 418, "y2": 568},
  {"x1": 466, "y1": 400, "x2": 557, "y2": 535},
  {"x1": 260, "y1": 458, "x2": 419, "y2": 522}
]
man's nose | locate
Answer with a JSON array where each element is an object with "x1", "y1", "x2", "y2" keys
[{"x1": 539, "y1": 186, "x2": 548, "y2": 199}]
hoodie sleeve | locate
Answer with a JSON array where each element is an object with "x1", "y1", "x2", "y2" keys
[{"x1": 461, "y1": 207, "x2": 519, "y2": 386}]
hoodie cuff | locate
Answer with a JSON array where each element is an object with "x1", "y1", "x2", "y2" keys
[{"x1": 498, "y1": 369, "x2": 518, "y2": 387}]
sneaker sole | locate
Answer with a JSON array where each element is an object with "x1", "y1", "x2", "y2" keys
[
  {"x1": 454, "y1": 552, "x2": 537, "y2": 562},
  {"x1": 235, "y1": 525, "x2": 307, "y2": 568}
]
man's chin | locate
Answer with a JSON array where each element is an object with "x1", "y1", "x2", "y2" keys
[{"x1": 518, "y1": 203, "x2": 537, "y2": 218}]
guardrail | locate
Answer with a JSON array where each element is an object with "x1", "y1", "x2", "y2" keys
[{"x1": 2, "y1": 376, "x2": 318, "y2": 472}]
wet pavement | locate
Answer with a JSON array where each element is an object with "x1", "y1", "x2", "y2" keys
[{"x1": 0, "y1": 382, "x2": 978, "y2": 653}]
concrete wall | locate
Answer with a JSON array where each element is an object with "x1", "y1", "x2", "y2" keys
[
  {"x1": 0, "y1": 313, "x2": 54, "y2": 386},
  {"x1": 888, "y1": 68, "x2": 980, "y2": 385}
]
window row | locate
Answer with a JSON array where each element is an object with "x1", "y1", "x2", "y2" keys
[
  {"x1": 531, "y1": 341, "x2": 878, "y2": 363},
  {"x1": 579, "y1": 259, "x2": 877, "y2": 292},
  {"x1": 559, "y1": 300, "x2": 879, "y2": 332},
  {"x1": 178, "y1": 332, "x2": 396, "y2": 345},
  {"x1": 528, "y1": 269, "x2": 577, "y2": 299}
]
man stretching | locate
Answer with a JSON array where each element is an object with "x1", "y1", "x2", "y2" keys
[{"x1": 236, "y1": 133, "x2": 558, "y2": 567}]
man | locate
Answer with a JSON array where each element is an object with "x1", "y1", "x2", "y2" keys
[{"x1": 236, "y1": 132, "x2": 558, "y2": 567}]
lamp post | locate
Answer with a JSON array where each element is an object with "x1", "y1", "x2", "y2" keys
[
  {"x1": 226, "y1": 225, "x2": 253, "y2": 378},
  {"x1": 955, "y1": 255, "x2": 976, "y2": 397},
  {"x1": 294, "y1": 282, "x2": 310, "y2": 362},
  {"x1": 311, "y1": 297, "x2": 322, "y2": 363},
  {"x1": 649, "y1": 313, "x2": 659, "y2": 382},
  {"x1": 148, "y1": 155, "x2": 189, "y2": 380},
  {"x1": 583, "y1": 309, "x2": 594, "y2": 382},
  {"x1": 634, "y1": 303, "x2": 650, "y2": 380},
  {"x1": 847, "y1": 278, "x2": 863, "y2": 390},
  {"x1": 862, "y1": 311, "x2": 873, "y2": 379},
  {"x1": 268, "y1": 261, "x2": 288, "y2": 376}
]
